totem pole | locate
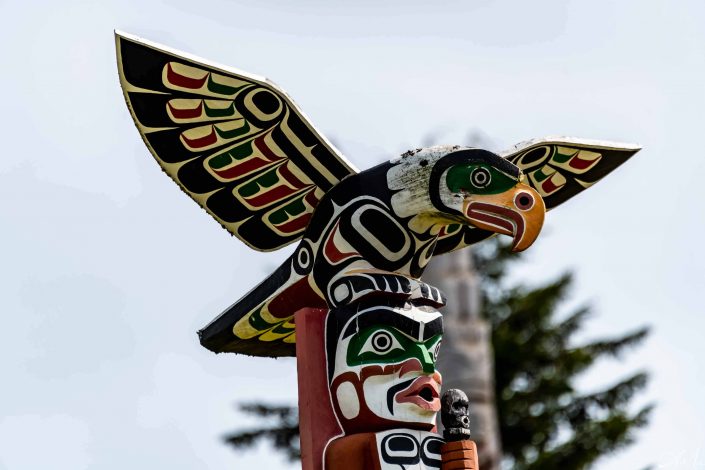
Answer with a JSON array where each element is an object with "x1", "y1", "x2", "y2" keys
[{"x1": 115, "y1": 31, "x2": 640, "y2": 469}]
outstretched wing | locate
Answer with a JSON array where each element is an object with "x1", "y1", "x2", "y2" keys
[
  {"x1": 115, "y1": 31, "x2": 357, "y2": 251},
  {"x1": 433, "y1": 137, "x2": 640, "y2": 255},
  {"x1": 501, "y1": 137, "x2": 641, "y2": 210}
]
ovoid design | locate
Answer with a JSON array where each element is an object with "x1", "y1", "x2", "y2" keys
[{"x1": 115, "y1": 31, "x2": 639, "y2": 470}]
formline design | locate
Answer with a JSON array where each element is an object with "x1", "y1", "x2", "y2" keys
[{"x1": 116, "y1": 30, "x2": 640, "y2": 470}]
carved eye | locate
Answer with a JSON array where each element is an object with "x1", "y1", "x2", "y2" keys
[
  {"x1": 470, "y1": 167, "x2": 491, "y2": 188},
  {"x1": 360, "y1": 330, "x2": 403, "y2": 355},
  {"x1": 514, "y1": 191, "x2": 535, "y2": 211}
]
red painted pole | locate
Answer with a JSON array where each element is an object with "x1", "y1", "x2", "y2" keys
[{"x1": 296, "y1": 308, "x2": 343, "y2": 470}]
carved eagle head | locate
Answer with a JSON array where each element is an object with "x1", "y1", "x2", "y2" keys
[{"x1": 388, "y1": 146, "x2": 545, "y2": 252}]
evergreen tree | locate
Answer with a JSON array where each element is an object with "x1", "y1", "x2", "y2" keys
[
  {"x1": 224, "y1": 403, "x2": 300, "y2": 461},
  {"x1": 474, "y1": 239, "x2": 651, "y2": 469},
  {"x1": 224, "y1": 239, "x2": 652, "y2": 468}
]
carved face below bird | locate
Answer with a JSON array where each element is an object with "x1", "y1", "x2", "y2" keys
[{"x1": 326, "y1": 302, "x2": 444, "y2": 434}]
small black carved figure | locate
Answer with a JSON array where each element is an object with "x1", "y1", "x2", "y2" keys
[{"x1": 441, "y1": 388, "x2": 471, "y2": 442}]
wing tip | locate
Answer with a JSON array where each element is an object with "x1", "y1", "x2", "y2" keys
[
  {"x1": 501, "y1": 135, "x2": 643, "y2": 158},
  {"x1": 114, "y1": 30, "x2": 142, "y2": 48}
]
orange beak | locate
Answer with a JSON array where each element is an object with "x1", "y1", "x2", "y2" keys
[{"x1": 463, "y1": 183, "x2": 546, "y2": 252}]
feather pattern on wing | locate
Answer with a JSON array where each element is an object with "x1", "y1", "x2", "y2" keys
[
  {"x1": 115, "y1": 31, "x2": 357, "y2": 251},
  {"x1": 501, "y1": 137, "x2": 641, "y2": 210}
]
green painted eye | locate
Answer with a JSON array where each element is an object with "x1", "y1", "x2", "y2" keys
[
  {"x1": 346, "y1": 326, "x2": 418, "y2": 366},
  {"x1": 470, "y1": 167, "x2": 491, "y2": 188},
  {"x1": 347, "y1": 326, "x2": 413, "y2": 366},
  {"x1": 359, "y1": 330, "x2": 403, "y2": 356},
  {"x1": 346, "y1": 327, "x2": 442, "y2": 371},
  {"x1": 447, "y1": 163, "x2": 518, "y2": 195}
]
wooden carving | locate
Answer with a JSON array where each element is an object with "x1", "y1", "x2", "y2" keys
[{"x1": 115, "y1": 31, "x2": 640, "y2": 470}]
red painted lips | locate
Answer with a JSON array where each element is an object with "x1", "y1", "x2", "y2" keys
[{"x1": 396, "y1": 376, "x2": 441, "y2": 411}]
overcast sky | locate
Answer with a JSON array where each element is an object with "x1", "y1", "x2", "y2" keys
[{"x1": 1, "y1": 0, "x2": 704, "y2": 469}]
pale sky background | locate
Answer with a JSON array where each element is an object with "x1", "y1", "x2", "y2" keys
[{"x1": 1, "y1": 0, "x2": 704, "y2": 469}]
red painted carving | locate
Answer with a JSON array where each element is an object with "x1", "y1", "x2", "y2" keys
[
  {"x1": 296, "y1": 308, "x2": 343, "y2": 470},
  {"x1": 168, "y1": 100, "x2": 203, "y2": 120},
  {"x1": 166, "y1": 62, "x2": 208, "y2": 89}
]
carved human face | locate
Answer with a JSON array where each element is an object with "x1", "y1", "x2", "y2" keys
[{"x1": 326, "y1": 303, "x2": 443, "y2": 434}]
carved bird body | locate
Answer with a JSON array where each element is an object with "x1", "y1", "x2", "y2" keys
[{"x1": 115, "y1": 31, "x2": 640, "y2": 357}]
